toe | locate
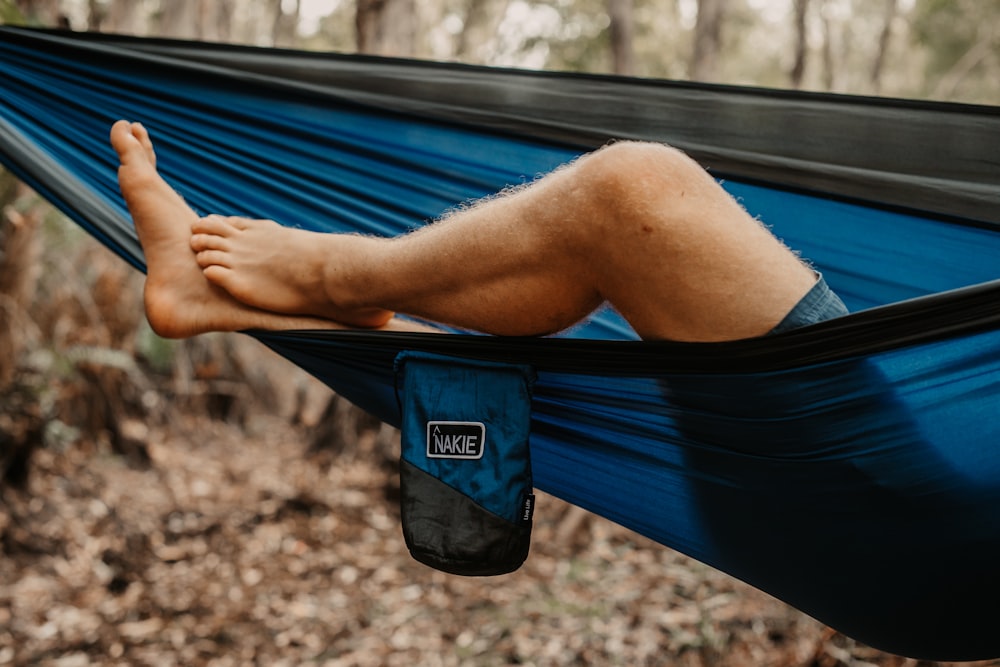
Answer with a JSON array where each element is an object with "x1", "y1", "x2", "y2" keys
[
  {"x1": 110, "y1": 120, "x2": 140, "y2": 160},
  {"x1": 191, "y1": 232, "x2": 228, "y2": 253},
  {"x1": 192, "y1": 215, "x2": 237, "y2": 236},
  {"x1": 130, "y1": 123, "x2": 157, "y2": 167},
  {"x1": 195, "y1": 249, "x2": 232, "y2": 269},
  {"x1": 202, "y1": 264, "x2": 235, "y2": 288}
]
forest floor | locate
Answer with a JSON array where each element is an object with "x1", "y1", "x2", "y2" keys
[{"x1": 3, "y1": 406, "x2": 999, "y2": 667}]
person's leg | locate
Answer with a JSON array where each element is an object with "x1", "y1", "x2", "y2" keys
[
  {"x1": 110, "y1": 120, "x2": 434, "y2": 338},
  {"x1": 189, "y1": 140, "x2": 815, "y2": 341}
]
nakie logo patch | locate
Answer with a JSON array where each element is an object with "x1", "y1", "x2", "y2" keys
[{"x1": 427, "y1": 421, "x2": 486, "y2": 459}]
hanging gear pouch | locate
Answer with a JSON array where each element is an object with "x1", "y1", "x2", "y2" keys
[{"x1": 394, "y1": 351, "x2": 536, "y2": 576}]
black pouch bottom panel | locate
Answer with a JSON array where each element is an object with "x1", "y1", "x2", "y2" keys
[{"x1": 400, "y1": 459, "x2": 531, "y2": 576}]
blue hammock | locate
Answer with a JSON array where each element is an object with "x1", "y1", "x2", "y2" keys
[{"x1": 2, "y1": 28, "x2": 999, "y2": 661}]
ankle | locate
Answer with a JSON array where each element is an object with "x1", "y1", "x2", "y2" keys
[{"x1": 317, "y1": 234, "x2": 385, "y2": 314}]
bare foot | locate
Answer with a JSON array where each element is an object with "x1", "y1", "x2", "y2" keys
[
  {"x1": 190, "y1": 215, "x2": 395, "y2": 328},
  {"x1": 110, "y1": 120, "x2": 396, "y2": 338}
]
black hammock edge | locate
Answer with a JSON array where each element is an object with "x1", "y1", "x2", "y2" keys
[{"x1": 256, "y1": 278, "x2": 1000, "y2": 376}]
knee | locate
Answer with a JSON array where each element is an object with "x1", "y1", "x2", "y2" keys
[{"x1": 572, "y1": 141, "x2": 706, "y2": 219}]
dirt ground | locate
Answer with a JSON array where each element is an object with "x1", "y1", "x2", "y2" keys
[{"x1": 2, "y1": 408, "x2": 998, "y2": 667}]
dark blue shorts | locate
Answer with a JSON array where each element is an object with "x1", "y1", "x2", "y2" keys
[{"x1": 768, "y1": 275, "x2": 848, "y2": 335}]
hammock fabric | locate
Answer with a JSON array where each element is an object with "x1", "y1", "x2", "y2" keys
[{"x1": 2, "y1": 27, "x2": 1000, "y2": 660}]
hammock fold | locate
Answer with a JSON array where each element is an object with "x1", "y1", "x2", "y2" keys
[{"x1": 2, "y1": 27, "x2": 1000, "y2": 660}]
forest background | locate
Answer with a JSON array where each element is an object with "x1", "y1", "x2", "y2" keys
[{"x1": 2, "y1": 1, "x2": 999, "y2": 666}]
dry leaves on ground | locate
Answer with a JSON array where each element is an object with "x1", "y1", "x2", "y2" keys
[{"x1": 2, "y1": 413, "x2": 997, "y2": 667}]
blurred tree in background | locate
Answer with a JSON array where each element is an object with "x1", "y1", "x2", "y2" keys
[
  {"x1": 6, "y1": 0, "x2": 998, "y2": 99},
  {"x1": 911, "y1": 0, "x2": 1000, "y2": 103}
]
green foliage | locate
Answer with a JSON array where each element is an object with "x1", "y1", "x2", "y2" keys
[
  {"x1": 631, "y1": 0, "x2": 690, "y2": 80},
  {"x1": 135, "y1": 323, "x2": 178, "y2": 375},
  {"x1": 3, "y1": 0, "x2": 991, "y2": 104},
  {"x1": 310, "y1": 2, "x2": 358, "y2": 53},
  {"x1": 536, "y1": 0, "x2": 615, "y2": 73},
  {"x1": 911, "y1": 0, "x2": 1000, "y2": 102},
  {"x1": 913, "y1": 0, "x2": 982, "y2": 71},
  {"x1": 0, "y1": 0, "x2": 24, "y2": 24},
  {"x1": 0, "y1": 165, "x2": 15, "y2": 200}
]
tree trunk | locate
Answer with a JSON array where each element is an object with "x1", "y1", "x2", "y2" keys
[
  {"x1": 690, "y1": 0, "x2": 728, "y2": 82},
  {"x1": 0, "y1": 175, "x2": 44, "y2": 490},
  {"x1": 272, "y1": 0, "x2": 300, "y2": 48},
  {"x1": 0, "y1": 177, "x2": 41, "y2": 390},
  {"x1": 869, "y1": 0, "x2": 899, "y2": 94},
  {"x1": 95, "y1": 0, "x2": 145, "y2": 34},
  {"x1": 201, "y1": 0, "x2": 235, "y2": 43},
  {"x1": 819, "y1": 0, "x2": 836, "y2": 91},
  {"x1": 789, "y1": 0, "x2": 810, "y2": 88},
  {"x1": 454, "y1": 0, "x2": 510, "y2": 62},
  {"x1": 356, "y1": 0, "x2": 416, "y2": 57},
  {"x1": 608, "y1": 0, "x2": 635, "y2": 76},
  {"x1": 158, "y1": 0, "x2": 200, "y2": 39}
]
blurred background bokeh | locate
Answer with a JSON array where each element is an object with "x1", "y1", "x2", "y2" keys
[{"x1": 2, "y1": 2, "x2": 999, "y2": 665}]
